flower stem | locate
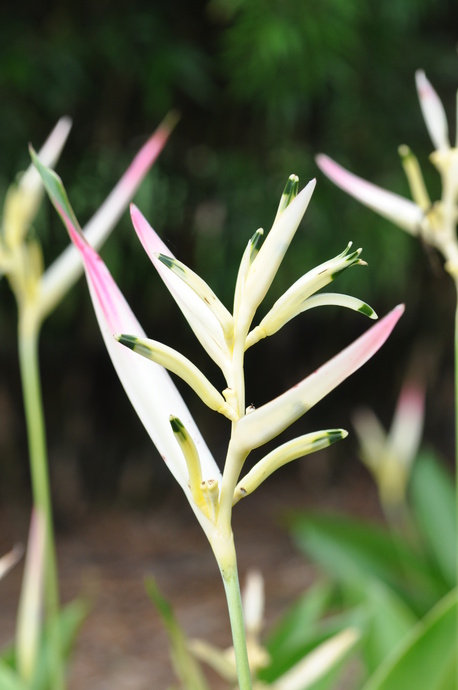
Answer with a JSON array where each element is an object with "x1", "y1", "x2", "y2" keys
[
  {"x1": 215, "y1": 534, "x2": 252, "y2": 690},
  {"x1": 18, "y1": 307, "x2": 64, "y2": 690}
]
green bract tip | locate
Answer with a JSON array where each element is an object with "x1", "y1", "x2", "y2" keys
[
  {"x1": 116, "y1": 334, "x2": 137, "y2": 349},
  {"x1": 358, "y1": 303, "x2": 375, "y2": 317},
  {"x1": 169, "y1": 416, "x2": 185, "y2": 435}
]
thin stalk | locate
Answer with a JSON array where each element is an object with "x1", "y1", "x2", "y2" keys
[
  {"x1": 18, "y1": 307, "x2": 64, "y2": 690},
  {"x1": 216, "y1": 536, "x2": 252, "y2": 690}
]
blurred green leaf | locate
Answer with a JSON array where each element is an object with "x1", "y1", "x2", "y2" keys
[
  {"x1": 262, "y1": 600, "x2": 364, "y2": 683},
  {"x1": 145, "y1": 576, "x2": 209, "y2": 690},
  {"x1": 266, "y1": 580, "x2": 335, "y2": 660},
  {"x1": 32, "y1": 598, "x2": 89, "y2": 690},
  {"x1": 361, "y1": 589, "x2": 457, "y2": 690},
  {"x1": 409, "y1": 450, "x2": 456, "y2": 588},
  {"x1": 289, "y1": 512, "x2": 448, "y2": 614},
  {"x1": 0, "y1": 662, "x2": 28, "y2": 690},
  {"x1": 360, "y1": 580, "x2": 417, "y2": 675}
]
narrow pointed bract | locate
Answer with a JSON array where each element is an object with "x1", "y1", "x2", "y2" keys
[
  {"x1": 156, "y1": 253, "x2": 234, "y2": 338},
  {"x1": 233, "y1": 429, "x2": 347, "y2": 504},
  {"x1": 117, "y1": 334, "x2": 237, "y2": 420},
  {"x1": 242, "y1": 178, "x2": 316, "y2": 318},
  {"x1": 316, "y1": 155, "x2": 424, "y2": 234},
  {"x1": 235, "y1": 305, "x2": 404, "y2": 452},
  {"x1": 415, "y1": 70, "x2": 450, "y2": 152},
  {"x1": 245, "y1": 243, "x2": 374, "y2": 348},
  {"x1": 130, "y1": 204, "x2": 230, "y2": 375}
]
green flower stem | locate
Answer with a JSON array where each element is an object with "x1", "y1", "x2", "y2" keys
[
  {"x1": 18, "y1": 306, "x2": 64, "y2": 690},
  {"x1": 212, "y1": 532, "x2": 252, "y2": 690}
]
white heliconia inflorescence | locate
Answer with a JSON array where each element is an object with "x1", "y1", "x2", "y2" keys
[
  {"x1": 317, "y1": 70, "x2": 458, "y2": 279},
  {"x1": 34, "y1": 153, "x2": 403, "y2": 546}
]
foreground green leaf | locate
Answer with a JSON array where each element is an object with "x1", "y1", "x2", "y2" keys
[
  {"x1": 289, "y1": 513, "x2": 447, "y2": 614},
  {"x1": 361, "y1": 589, "x2": 457, "y2": 690},
  {"x1": 145, "y1": 576, "x2": 209, "y2": 690},
  {"x1": 0, "y1": 662, "x2": 28, "y2": 690},
  {"x1": 410, "y1": 450, "x2": 456, "y2": 587}
]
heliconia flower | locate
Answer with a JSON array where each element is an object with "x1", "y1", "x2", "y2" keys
[
  {"x1": 352, "y1": 380, "x2": 425, "y2": 506},
  {"x1": 316, "y1": 71, "x2": 458, "y2": 278},
  {"x1": 31, "y1": 150, "x2": 221, "y2": 538},
  {"x1": 35, "y1": 152, "x2": 403, "y2": 550}
]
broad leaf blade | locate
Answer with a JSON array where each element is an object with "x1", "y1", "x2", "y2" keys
[
  {"x1": 361, "y1": 589, "x2": 457, "y2": 690},
  {"x1": 409, "y1": 450, "x2": 456, "y2": 587}
]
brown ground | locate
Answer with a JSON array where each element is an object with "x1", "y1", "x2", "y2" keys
[{"x1": 0, "y1": 460, "x2": 381, "y2": 690}]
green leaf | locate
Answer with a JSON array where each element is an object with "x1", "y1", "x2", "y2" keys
[
  {"x1": 289, "y1": 513, "x2": 447, "y2": 615},
  {"x1": 360, "y1": 580, "x2": 417, "y2": 675},
  {"x1": 145, "y1": 576, "x2": 209, "y2": 690},
  {"x1": 32, "y1": 598, "x2": 89, "y2": 690},
  {"x1": 361, "y1": 589, "x2": 457, "y2": 690},
  {"x1": 409, "y1": 450, "x2": 456, "y2": 587},
  {"x1": 262, "y1": 589, "x2": 364, "y2": 683},
  {"x1": 264, "y1": 581, "x2": 335, "y2": 676},
  {"x1": 0, "y1": 662, "x2": 28, "y2": 690}
]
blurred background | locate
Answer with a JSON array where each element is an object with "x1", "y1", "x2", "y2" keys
[{"x1": 0, "y1": 1, "x2": 456, "y2": 685}]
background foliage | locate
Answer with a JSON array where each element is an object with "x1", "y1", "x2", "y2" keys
[{"x1": 0, "y1": 0, "x2": 456, "y2": 503}]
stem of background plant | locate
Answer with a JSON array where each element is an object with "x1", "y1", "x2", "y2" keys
[
  {"x1": 214, "y1": 532, "x2": 252, "y2": 690},
  {"x1": 454, "y1": 280, "x2": 458, "y2": 586},
  {"x1": 18, "y1": 305, "x2": 65, "y2": 690}
]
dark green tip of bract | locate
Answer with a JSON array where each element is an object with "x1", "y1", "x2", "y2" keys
[
  {"x1": 117, "y1": 334, "x2": 137, "y2": 350},
  {"x1": 358, "y1": 303, "x2": 375, "y2": 317},
  {"x1": 169, "y1": 416, "x2": 184, "y2": 434},
  {"x1": 157, "y1": 254, "x2": 175, "y2": 269},
  {"x1": 282, "y1": 174, "x2": 299, "y2": 204},
  {"x1": 327, "y1": 430, "x2": 346, "y2": 444},
  {"x1": 251, "y1": 228, "x2": 264, "y2": 247}
]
